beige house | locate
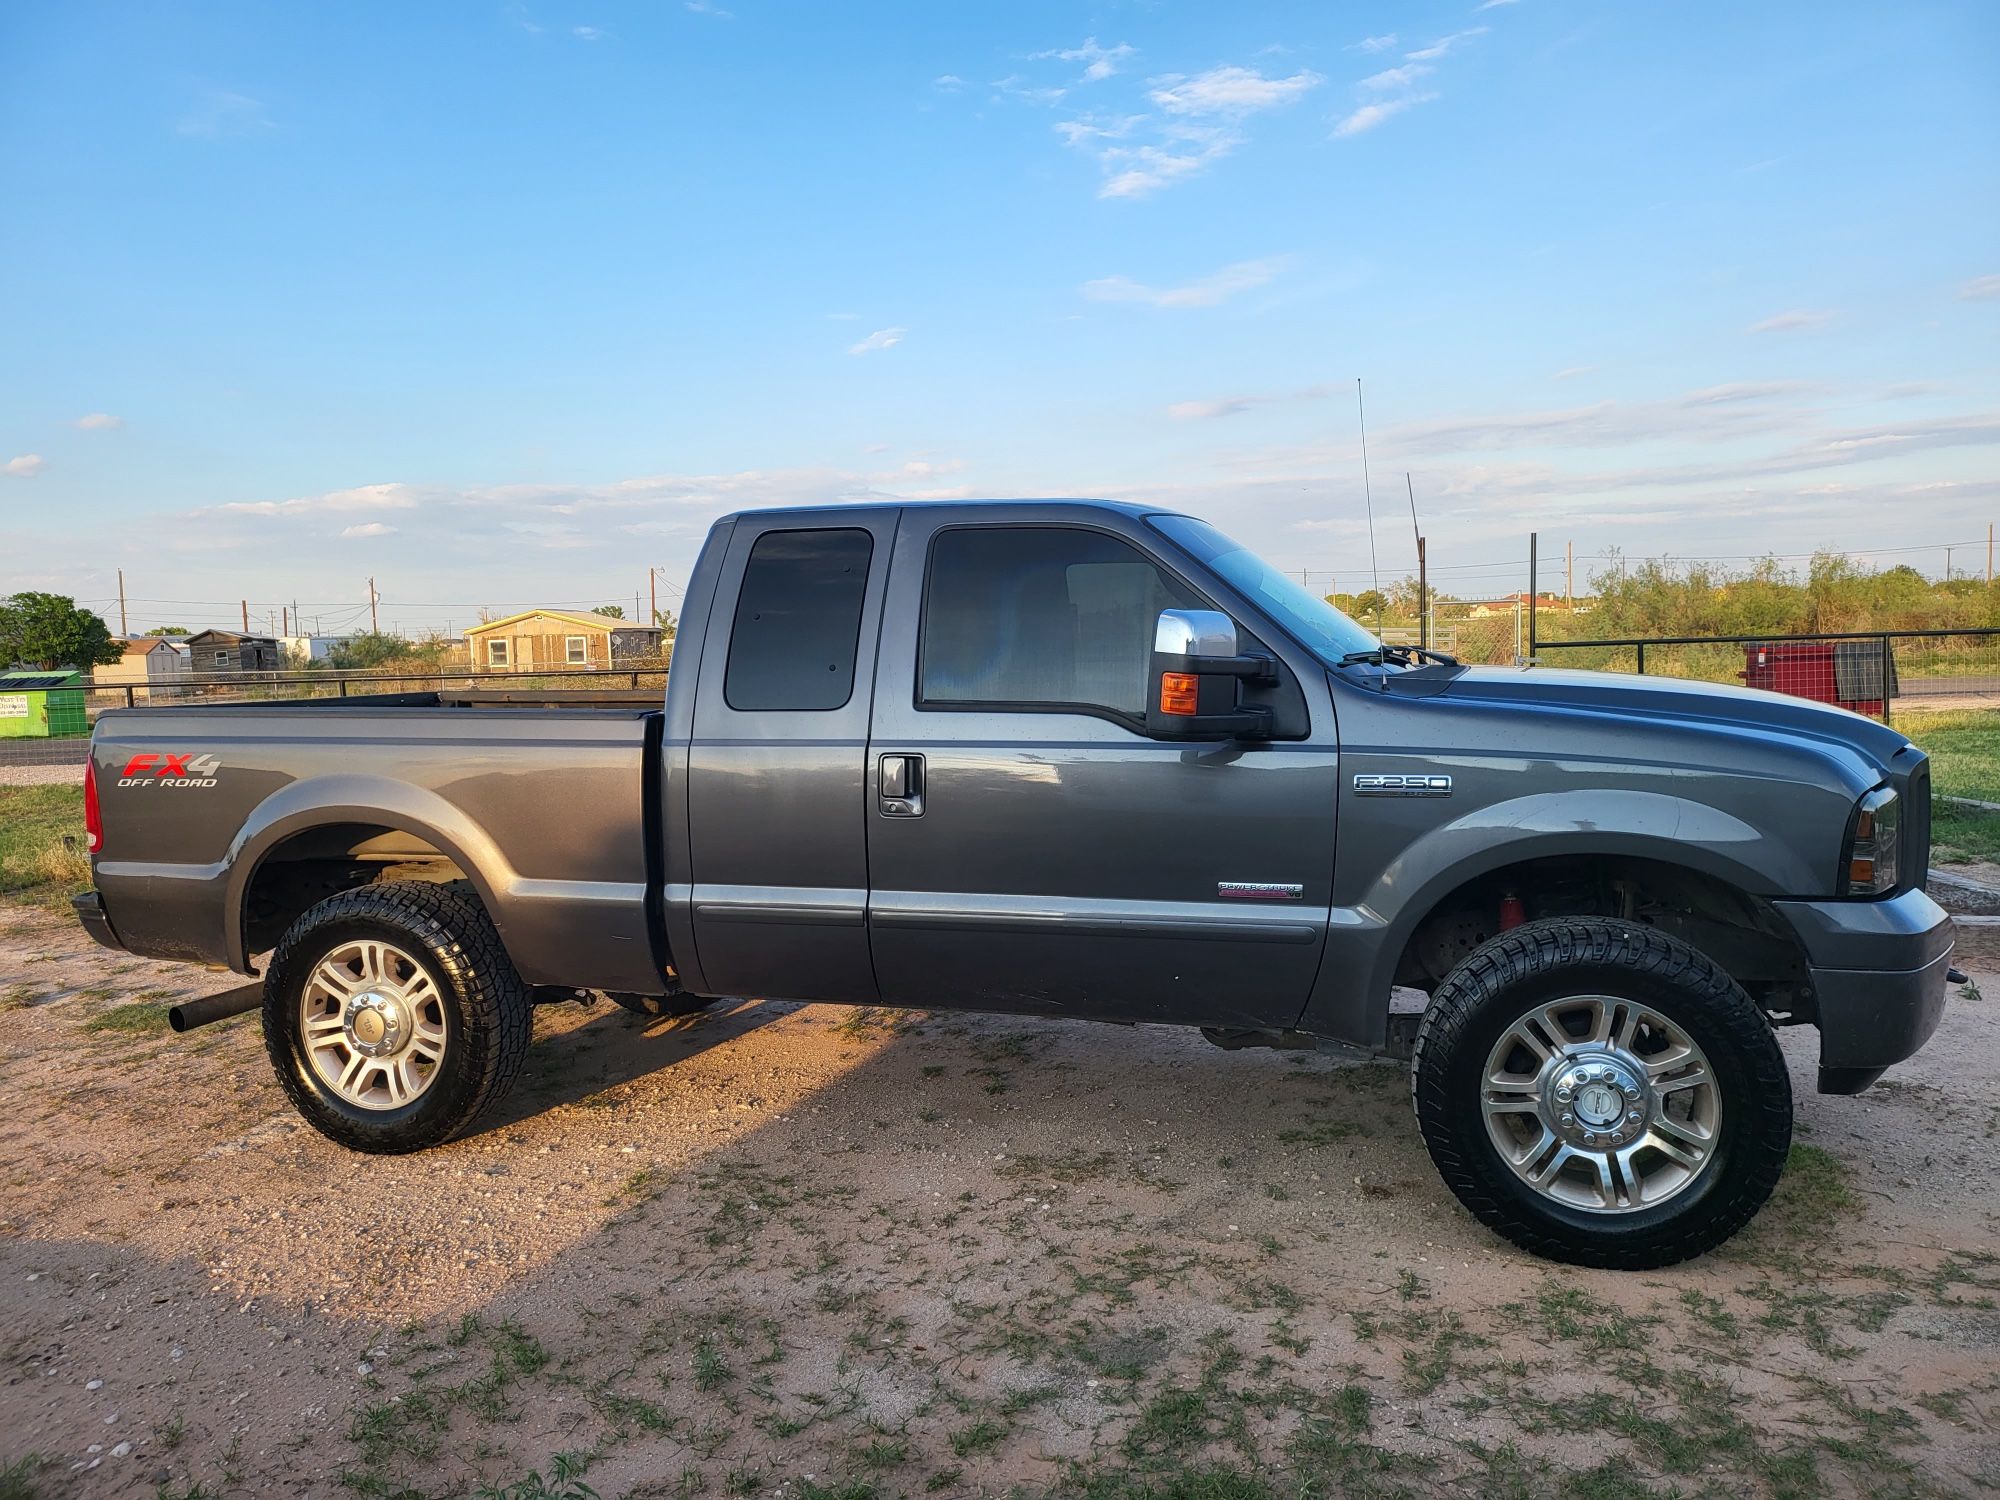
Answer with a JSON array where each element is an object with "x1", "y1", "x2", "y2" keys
[
  {"x1": 464, "y1": 609, "x2": 664, "y2": 672},
  {"x1": 93, "y1": 636, "x2": 190, "y2": 690}
]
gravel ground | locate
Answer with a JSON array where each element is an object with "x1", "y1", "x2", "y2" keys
[
  {"x1": 0, "y1": 902, "x2": 1995, "y2": 1498},
  {"x1": 0, "y1": 764, "x2": 85, "y2": 787}
]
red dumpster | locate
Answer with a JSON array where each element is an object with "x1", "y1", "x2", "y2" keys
[{"x1": 1739, "y1": 640, "x2": 1894, "y2": 715}]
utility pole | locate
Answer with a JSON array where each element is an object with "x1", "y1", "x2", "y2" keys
[
  {"x1": 368, "y1": 578, "x2": 379, "y2": 634},
  {"x1": 649, "y1": 567, "x2": 657, "y2": 628},
  {"x1": 1565, "y1": 541, "x2": 1574, "y2": 607},
  {"x1": 1946, "y1": 546, "x2": 1954, "y2": 581},
  {"x1": 1527, "y1": 532, "x2": 1539, "y2": 664},
  {"x1": 282, "y1": 605, "x2": 289, "y2": 637},
  {"x1": 1404, "y1": 473, "x2": 1426, "y2": 652},
  {"x1": 1989, "y1": 523, "x2": 1994, "y2": 586},
  {"x1": 241, "y1": 599, "x2": 249, "y2": 632},
  {"x1": 117, "y1": 570, "x2": 128, "y2": 636}
]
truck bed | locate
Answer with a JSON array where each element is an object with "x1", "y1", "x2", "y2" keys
[{"x1": 88, "y1": 699, "x2": 669, "y2": 995}]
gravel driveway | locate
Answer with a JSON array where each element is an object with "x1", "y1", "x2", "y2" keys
[{"x1": 0, "y1": 902, "x2": 1994, "y2": 1497}]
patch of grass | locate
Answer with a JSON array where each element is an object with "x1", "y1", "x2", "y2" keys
[
  {"x1": 83, "y1": 1001, "x2": 171, "y2": 1034},
  {"x1": 0, "y1": 1454, "x2": 48, "y2": 1500},
  {"x1": 0, "y1": 784, "x2": 88, "y2": 904},
  {"x1": 477, "y1": 1453, "x2": 599, "y2": 1500}
]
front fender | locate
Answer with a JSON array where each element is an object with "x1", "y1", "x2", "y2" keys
[{"x1": 1300, "y1": 789, "x2": 1814, "y2": 1045}]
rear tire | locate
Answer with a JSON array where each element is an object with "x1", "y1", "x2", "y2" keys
[
  {"x1": 263, "y1": 881, "x2": 532, "y2": 1154},
  {"x1": 1411, "y1": 918, "x2": 1791, "y2": 1269}
]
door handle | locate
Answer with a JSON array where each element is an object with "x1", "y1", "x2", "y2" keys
[{"x1": 879, "y1": 753, "x2": 924, "y2": 817}]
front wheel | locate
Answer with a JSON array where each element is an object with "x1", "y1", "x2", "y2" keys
[
  {"x1": 1411, "y1": 918, "x2": 1791, "y2": 1269},
  {"x1": 264, "y1": 881, "x2": 532, "y2": 1154}
]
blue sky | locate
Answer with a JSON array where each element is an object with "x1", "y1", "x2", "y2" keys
[{"x1": 3, "y1": 1, "x2": 1997, "y2": 635}]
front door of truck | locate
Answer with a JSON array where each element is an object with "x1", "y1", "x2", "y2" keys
[
  {"x1": 864, "y1": 506, "x2": 1340, "y2": 1028},
  {"x1": 685, "y1": 509, "x2": 897, "y2": 1002}
]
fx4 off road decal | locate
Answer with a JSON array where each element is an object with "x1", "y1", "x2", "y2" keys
[{"x1": 118, "y1": 752, "x2": 222, "y2": 789}]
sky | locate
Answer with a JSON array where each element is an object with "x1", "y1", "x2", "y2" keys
[{"x1": 2, "y1": 1, "x2": 1997, "y2": 637}]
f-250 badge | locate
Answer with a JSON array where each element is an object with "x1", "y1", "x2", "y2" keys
[{"x1": 1353, "y1": 773, "x2": 1452, "y2": 796}]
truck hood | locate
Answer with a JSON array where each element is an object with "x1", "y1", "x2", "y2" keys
[{"x1": 1391, "y1": 663, "x2": 1912, "y2": 775}]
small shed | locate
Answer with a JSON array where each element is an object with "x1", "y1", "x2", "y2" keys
[
  {"x1": 184, "y1": 630, "x2": 284, "y2": 675},
  {"x1": 0, "y1": 671, "x2": 87, "y2": 739}
]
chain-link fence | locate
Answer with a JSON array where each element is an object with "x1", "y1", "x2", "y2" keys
[
  {"x1": 0, "y1": 660, "x2": 673, "y2": 780},
  {"x1": 1536, "y1": 629, "x2": 2000, "y2": 724}
]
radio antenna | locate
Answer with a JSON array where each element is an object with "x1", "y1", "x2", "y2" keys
[{"x1": 1357, "y1": 378, "x2": 1382, "y2": 636}]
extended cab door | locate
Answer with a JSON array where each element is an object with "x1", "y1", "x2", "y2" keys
[
  {"x1": 864, "y1": 506, "x2": 1340, "y2": 1028},
  {"x1": 683, "y1": 509, "x2": 896, "y2": 1002}
]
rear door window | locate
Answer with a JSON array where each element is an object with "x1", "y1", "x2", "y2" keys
[{"x1": 724, "y1": 528, "x2": 874, "y2": 711}]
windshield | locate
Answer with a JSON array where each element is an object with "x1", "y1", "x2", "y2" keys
[{"x1": 1147, "y1": 514, "x2": 1380, "y2": 667}]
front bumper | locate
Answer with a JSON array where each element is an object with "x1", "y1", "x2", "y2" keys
[
  {"x1": 72, "y1": 890, "x2": 125, "y2": 954},
  {"x1": 1771, "y1": 887, "x2": 1953, "y2": 1094}
]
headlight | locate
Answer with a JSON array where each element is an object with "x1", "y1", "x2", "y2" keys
[{"x1": 1842, "y1": 787, "x2": 1899, "y2": 896}]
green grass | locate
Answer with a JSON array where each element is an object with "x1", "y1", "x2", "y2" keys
[
  {"x1": 0, "y1": 784, "x2": 88, "y2": 904},
  {"x1": 83, "y1": 1001, "x2": 171, "y2": 1034},
  {"x1": 1896, "y1": 709, "x2": 2000, "y2": 864}
]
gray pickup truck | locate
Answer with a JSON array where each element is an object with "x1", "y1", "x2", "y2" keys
[{"x1": 75, "y1": 500, "x2": 1954, "y2": 1267}]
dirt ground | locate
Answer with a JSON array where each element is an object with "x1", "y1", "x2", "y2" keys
[{"x1": 0, "y1": 904, "x2": 1994, "y2": 1499}]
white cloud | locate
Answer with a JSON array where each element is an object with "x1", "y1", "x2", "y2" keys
[
  {"x1": 1333, "y1": 94, "x2": 1435, "y2": 137},
  {"x1": 1355, "y1": 34, "x2": 1398, "y2": 52},
  {"x1": 1749, "y1": 309, "x2": 1835, "y2": 333},
  {"x1": 1083, "y1": 257, "x2": 1289, "y2": 309},
  {"x1": 685, "y1": 0, "x2": 731, "y2": 15},
  {"x1": 1096, "y1": 133, "x2": 1237, "y2": 198},
  {"x1": 204, "y1": 482, "x2": 421, "y2": 519},
  {"x1": 1554, "y1": 366, "x2": 1598, "y2": 380},
  {"x1": 1168, "y1": 395, "x2": 1268, "y2": 421},
  {"x1": 1959, "y1": 274, "x2": 2000, "y2": 301},
  {"x1": 933, "y1": 74, "x2": 965, "y2": 92},
  {"x1": 1034, "y1": 38, "x2": 1134, "y2": 83},
  {"x1": 5, "y1": 454, "x2": 46, "y2": 477},
  {"x1": 1476, "y1": 0, "x2": 1520, "y2": 9},
  {"x1": 1055, "y1": 114, "x2": 1144, "y2": 146},
  {"x1": 571, "y1": 25, "x2": 604, "y2": 40},
  {"x1": 75, "y1": 413, "x2": 125, "y2": 430},
  {"x1": 1360, "y1": 63, "x2": 1433, "y2": 90},
  {"x1": 176, "y1": 90, "x2": 270, "y2": 138},
  {"x1": 1148, "y1": 66, "x2": 1322, "y2": 116},
  {"x1": 340, "y1": 522, "x2": 398, "y2": 539},
  {"x1": 1404, "y1": 28, "x2": 1487, "y2": 61},
  {"x1": 992, "y1": 74, "x2": 1067, "y2": 106},
  {"x1": 849, "y1": 327, "x2": 906, "y2": 355}
]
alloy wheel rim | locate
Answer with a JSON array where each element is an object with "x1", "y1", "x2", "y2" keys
[
  {"x1": 1480, "y1": 993, "x2": 1720, "y2": 1214},
  {"x1": 299, "y1": 939, "x2": 448, "y2": 1110}
]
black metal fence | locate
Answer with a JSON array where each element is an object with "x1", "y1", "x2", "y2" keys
[
  {"x1": 1535, "y1": 628, "x2": 2000, "y2": 725},
  {"x1": 0, "y1": 661, "x2": 671, "y2": 777}
]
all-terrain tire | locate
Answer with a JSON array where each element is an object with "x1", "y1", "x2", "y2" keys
[
  {"x1": 1411, "y1": 917, "x2": 1791, "y2": 1269},
  {"x1": 263, "y1": 880, "x2": 532, "y2": 1154}
]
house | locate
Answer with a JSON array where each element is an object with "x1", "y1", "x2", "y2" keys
[
  {"x1": 1467, "y1": 592, "x2": 1574, "y2": 620},
  {"x1": 463, "y1": 609, "x2": 664, "y2": 672},
  {"x1": 281, "y1": 635, "x2": 346, "y2": 663},
  {"x1": 184, "y1": 629, "x2": 284, "y2": 675},
  {"x1": 92, "y1": 636, "x2": 191, "y2": 689}
]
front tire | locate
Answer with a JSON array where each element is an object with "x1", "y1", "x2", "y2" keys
[
  {"x1": 264, "y1": 881, "x2": 532, "y2": 1154},
  {"x1": 1411, "y1": 918, "x2": 1791, "y2": 1269}
]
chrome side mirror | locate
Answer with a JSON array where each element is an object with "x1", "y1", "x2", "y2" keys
[{"x1": 1145, "y1": 609, "x2": 1277, "y2": 741}]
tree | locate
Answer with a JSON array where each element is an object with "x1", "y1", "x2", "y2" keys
[
  {"x1": 143, "y1": 624, "x2": 190, "y2": 636},
  {"x1": 327, "y1": 631, "x2": 413, "y2": 671},
  {"x1": 652, "y1": 607, "x2": 677, "y2": 642},
  {"x1": 0, "y1": 592, "x2": 123, "y2": 670},
  {"x1": 1351, "y1": 590, "x2": 1389, "y2": 620},
  {"x1": 593, "y1": 604, "x2": 625, "y2": 619}
]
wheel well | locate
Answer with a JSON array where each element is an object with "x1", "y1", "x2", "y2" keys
[
  {"x1": 1395, "y1": 854, "x2": 1813, "y2": 1021},
  {"x1": 242, "y1": 823, "x2": 468, "y2": 956}
]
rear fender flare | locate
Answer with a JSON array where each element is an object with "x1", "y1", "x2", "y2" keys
[{"x1": 223, "y1": 774, "x2": 514, "y2": 971}]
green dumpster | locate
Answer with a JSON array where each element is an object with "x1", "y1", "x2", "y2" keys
[{"x1": 0, "y1": 671, "x2": 87, "y2": 738}]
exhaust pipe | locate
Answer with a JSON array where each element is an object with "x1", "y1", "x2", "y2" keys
[{"x1": 168, "y1": 982, "x2": 265, "y2": 1033}]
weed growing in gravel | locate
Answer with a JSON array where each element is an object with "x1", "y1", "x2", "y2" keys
[{"x1": 82, "y1": 1001, "x2": 170, "y2": 1033}]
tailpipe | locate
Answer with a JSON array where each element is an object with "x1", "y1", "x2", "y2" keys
[{"x1": 168, "y1": 982, "x2": 266, "y2": 1033}]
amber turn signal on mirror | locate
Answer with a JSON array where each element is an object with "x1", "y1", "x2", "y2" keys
[{"x1": 1158, "y1": 671, "x2": 1200, "y2": 716}]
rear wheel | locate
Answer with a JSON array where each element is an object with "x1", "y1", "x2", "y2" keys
[
  {"x1": 1411, "y1": 918, "x2": 1791, "y2": 1269},
  {"x1": 264, "y1": 881, "x2": 531, "y2": 1154}
]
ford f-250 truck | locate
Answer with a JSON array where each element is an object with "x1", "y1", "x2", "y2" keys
[{"x1": 75, "y1": 500, "x2": 1955, "y2": 1268}]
